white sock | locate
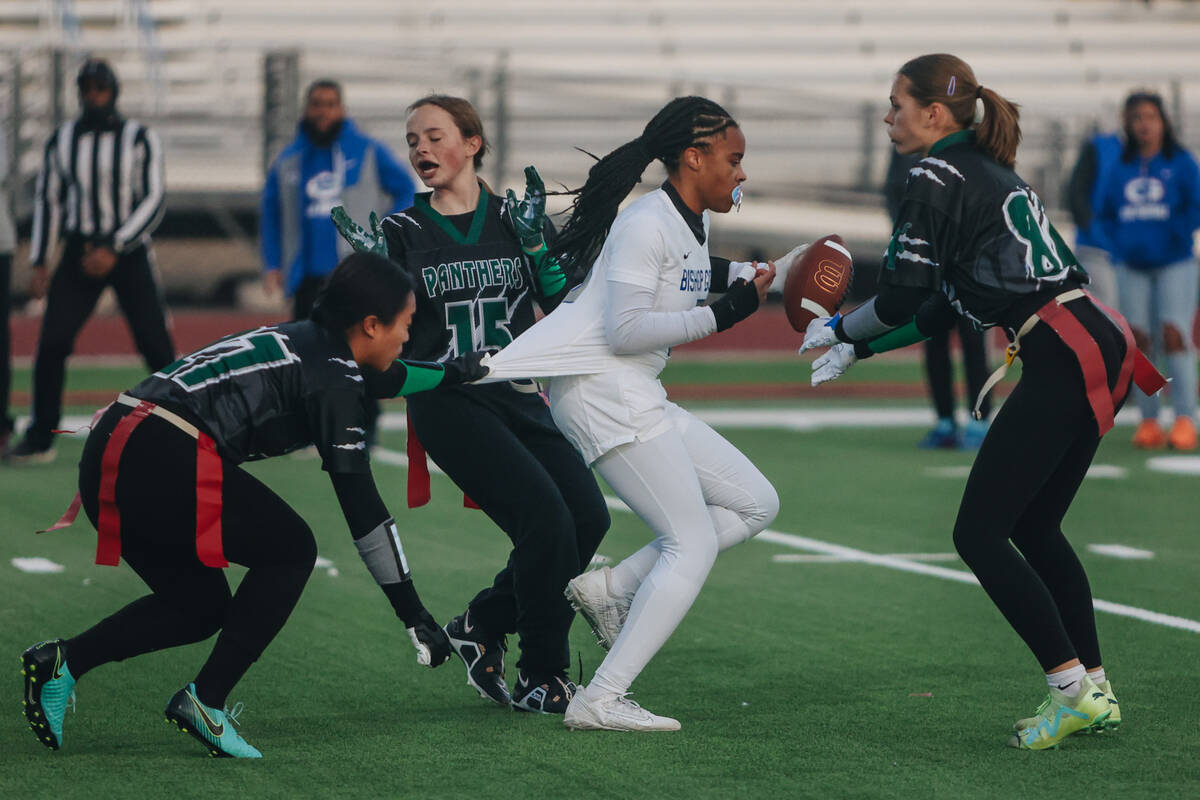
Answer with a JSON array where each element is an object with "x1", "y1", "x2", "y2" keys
[
  {"x1": 1086, "y1": 667, "x2": 1107, "y2": 686},
  {"x1": 1047, "y1": 664, "x2": 1087, "y2": 698}
]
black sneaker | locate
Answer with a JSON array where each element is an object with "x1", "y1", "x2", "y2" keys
[
  {"x1": 443, "y1": 611, "x2": 511, "y2": 706},
  {"x1": 512, "y1": 671, "x2": 575, "y2": 714},
  {"x1": 5, "y1": 434, "x2": 56, "y2": 465}
]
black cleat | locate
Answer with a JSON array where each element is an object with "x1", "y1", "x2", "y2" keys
[
  {"x1": 512, "y1": 671, "x2": 575, "y2": 714},
  {"x1": 443, "y1": 611, "x2": 511, "y2": 706}
]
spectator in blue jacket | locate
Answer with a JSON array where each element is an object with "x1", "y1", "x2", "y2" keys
[
  {"x1": 261, "y1": 79, "x2": 415, "y2": 318},
  {"x1": 1098, "y1": 90, "x2": 1200, "y2": 450}
]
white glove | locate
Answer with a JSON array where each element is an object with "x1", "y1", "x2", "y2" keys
[
  {"x1": 798, "y1": 315, "x2": 840, "y2": 354},
  {"x1": 727, "y1": 261, "x2": 760, "y2": 284},
  {"x1": 811, "y1": 342, "x2": 858, "y2": 386}
]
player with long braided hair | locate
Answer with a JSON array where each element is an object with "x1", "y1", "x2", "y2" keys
[
  {"x1": 481, "y1": 96, "x2": 801, "y2": 731},
  {"x1": 800, "y1": 54, "x2": 1166, "y2": 750}
]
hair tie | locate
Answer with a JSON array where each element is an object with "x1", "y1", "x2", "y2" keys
[{"x1": 975, "y1": 85, "x2": 984, "y2": 99}]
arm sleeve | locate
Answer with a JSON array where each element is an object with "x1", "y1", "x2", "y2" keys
[
  {"x1": 605, "y1": 277, "x2": 717, "y2": 355},
  {"x1": 709, "y1": 257, "x2": 733, "y2": 292},
  {"x1": 375, "y1": 141, "x2": 416, "y2": 214},
  {"x1": 112, "y1": 125, "x2": 165, "y2": 252},
  {"x1": 363, "y1": 359, "x2": 447, "y2": 398},
  {"x1": 328, "y1": 470, "x2": 390, "y2": 540},
  {"x1": 835, "y1": 284, "x2": 936, "y2": 343},
  {"x1": 30, "y1": 131, "x2": 62, "y2": 266},
  {"x1": 853, "y1": 291, "x2": 959, "y2": 358},
  {"x1": 1066, "y1": 141, "x2": 1098, "y2": 230},
  {"x1": 260, "y1": 160, "x2": 283, "y2": 272}
]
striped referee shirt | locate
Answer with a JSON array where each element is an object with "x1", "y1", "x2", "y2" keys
[{"x1": 30, "y1": 114, "x2": 165, "y2": 265}]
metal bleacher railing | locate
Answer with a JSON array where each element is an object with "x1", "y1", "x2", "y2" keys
[{"x1": 2, "y1": 0, "x2": 1199, "y2": 260}]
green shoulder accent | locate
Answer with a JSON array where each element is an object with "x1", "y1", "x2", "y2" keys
[
  {"x1": 928, "y1": 129, "x2": 974, "y2": 157},
  {"x1": 413, "y1": 187, "x2": 490, "y2": 246},
  {"x1": 866, "y1": 319, "x2": 928, "y2": 355},
  {"x1": 396, "y1": 361, "x2": 446, "y2": 397}
]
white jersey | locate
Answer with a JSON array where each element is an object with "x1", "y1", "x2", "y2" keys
[{"x1": 482, "y1": 188, "x2": 712, "y2": 382}]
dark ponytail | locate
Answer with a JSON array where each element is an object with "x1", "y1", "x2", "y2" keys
[
  {"x1": 310, "y1": 252, "x2": 414, "y2": 333},
  {"x1": 548, "y1": 96, "x2": 737, "y2": 276},
  {"x1": 898, "y1": 53, "x2": 1021, "y2": 169}
]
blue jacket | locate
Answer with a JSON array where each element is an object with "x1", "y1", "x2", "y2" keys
[
  {"x1": 1098, "y1": 145, "x2": 1200, "y2": 270},
  {"x1": 261, "y1": 118, "x2": 415, "y2": 294},
  {"x1": 1074, "y1": 133, "x2": 1122, "y2": 253}
]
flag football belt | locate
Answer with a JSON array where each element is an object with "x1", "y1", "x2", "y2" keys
[
  {"x1": 973, "y1": 289, "x2": 1166, "y2": 435},
  {"x1": 39, "y1": 393, "x2": 228, "y2": 568}
]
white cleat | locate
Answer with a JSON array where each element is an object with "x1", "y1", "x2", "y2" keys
[
  {"x1": 563, "y1": 684, "x2": 680, "y2": 732},
  {"x1": 564, "y1": 567, "x2": 629, "y2": 651}
]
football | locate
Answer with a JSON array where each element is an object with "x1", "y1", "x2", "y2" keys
[{"x1": 783, "y1": 234, "x2": 854, "y2": 333}]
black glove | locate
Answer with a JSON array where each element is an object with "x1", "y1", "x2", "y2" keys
[
  {"x1": 405, "y1": 607, "x2": 452, "y2": 668},
  {"x1": 382, "y1": 579, "x2": 452, "y2": 668},
  {"x1": 441, "y1": 350, "x2": 493, "y2": 385},
  {"x1": 708, "y1": 278, "x2": 760, "y2": 332}
]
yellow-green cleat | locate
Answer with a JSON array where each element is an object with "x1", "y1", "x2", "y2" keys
[
  {"x1": 1008, "y1": 676, "x2": 1111, "y2": 750},
  {"x1": 1086, "y1": 680, "x2": 1121, "y2": 732}
]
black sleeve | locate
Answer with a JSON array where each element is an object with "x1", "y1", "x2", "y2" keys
[
  {"x1": 709, "y1": 257, "x2": 734, "y2": 292},
  {"x1": 328, "y1": 470, "x2": 390, "y2": 539},
  {"x1": 880, "y1": 198, "x2": 955, "y2": 292},
  {"x1": 873, "y1": 284, "x2": 936, "y2": 327},
  {"x1": 306, "y1": 389, "x2": 372, "y2": 474},
  {"x1": 1066, "y1": 142, "x2": 1099, "y2": 230}
]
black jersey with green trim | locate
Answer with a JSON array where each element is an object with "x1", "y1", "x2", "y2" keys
[
  {"x1": 381, "y1": 189, "x2": 556, "y2": 362},
  {"x1": 128, "y1": 320, "x2": 371, "y2": 473},
  {"x1": 881, "y1": 131, "x2": 1086, "y2": 326}
]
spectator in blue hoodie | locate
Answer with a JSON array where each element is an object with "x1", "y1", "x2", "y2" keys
[
  {"x1": 1066, "y1": 129, "x2": 1123, "y2": 307},
  {"x1": 1098, "y1": 90, "x2": 1200, "y2": 451},
  {"x1": 261, "y1": 79, "x2": 416, "y2": 318}
]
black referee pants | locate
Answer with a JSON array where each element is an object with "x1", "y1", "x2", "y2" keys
[
  {"x1": 28, "y1": 240, "x2": 175, "y2": 442},
  {"x1": 408, "y1": 382, "x2": 610, "y2": 676},
  {"x1": 951, "y1": 299, "x2": 1128, "y2": 672},
  {"x1": 65, "y1": 404, "x2": 316, "y2": 709}
]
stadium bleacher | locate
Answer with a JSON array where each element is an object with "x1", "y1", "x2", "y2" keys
[{"x1": 1, "y1": 0, "x2": 1198, "y2": 294}]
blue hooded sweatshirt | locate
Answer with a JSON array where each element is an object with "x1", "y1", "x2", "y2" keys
[
  {"x1": 261, "y1": 118, "x2": 415, "y2": 294},
  {"x1": 1097, "y1": 145, "x2": 1200, "y2": 270}
]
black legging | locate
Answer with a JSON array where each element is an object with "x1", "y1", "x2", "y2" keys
[
  {"x1": 407, "y1": 381, "x2": 610, "y2": 676},
  {"x1": 923, "y1": 317, "x2": 991, "y2": 420},
  {"x1": 952, "y1": 298, "x2": 1128, "y2": 671},
  {"x1": 66, "y1": 404, "x2": 316, "y2": 708}
]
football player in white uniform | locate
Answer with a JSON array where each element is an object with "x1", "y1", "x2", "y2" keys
[{"x1": 483, "y1": 96, "x2": 804, "y2": 731}]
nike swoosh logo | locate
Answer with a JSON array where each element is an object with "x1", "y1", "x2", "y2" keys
[
  {"x1": 188, "y1": 694, "x2": 224, "y2": 737},
  {"x1": 463, "y1": 612, "x2": 474, "y2": 634},
  {"x1": 683, "y1": 252, "x2": 692, "y2": 259},
  {"x1": 52, "y1": 648, "x2": 65, "y2": 681}
]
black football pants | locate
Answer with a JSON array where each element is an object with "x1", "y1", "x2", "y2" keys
[
  {"x1": 28, "y1": 240, "x2": 175, "y2": 442},
  {"x1": 923, "y1": 317, "x2": 991, "y2": 420},
  {"x1": 952, "y1": 299, "x2": 1128, "y2": 671},
  {"x1": 65, "y1": 404, "x2": 316, "y2": 709},
  {"x1": 407, "y1": 382, "x2": 610, "y2": 676}
]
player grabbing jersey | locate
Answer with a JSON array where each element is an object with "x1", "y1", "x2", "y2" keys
[
  {"x1": 21, "y1": 253, "x2": 488, "y2": 758},
  {"x1": 334, "y1": 95, "x2": 609, "y2": 714},
  {"x1": 799, "y1": 55, "x2": 1165, "y2": 750}
]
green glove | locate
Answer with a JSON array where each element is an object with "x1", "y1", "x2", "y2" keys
[
  {"x1": 331, "y1": 206, "x2": 388, "y2": 257},
  {"x1": 504, "y1": 166, "x2": 547, "y2": 253}
]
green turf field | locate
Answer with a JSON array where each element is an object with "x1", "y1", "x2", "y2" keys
[{"x1": 2, "y1": 370, "x2": 1197, "y2": 798}]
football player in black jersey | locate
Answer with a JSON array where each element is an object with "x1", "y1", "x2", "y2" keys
[
  {"x1": 20, "y1": 252, "x2": 488, "y2": 758},
  {"x1": 334, "y1": 95, "x2": 609, "y2": 714},
  {"x1": 800, "y1": 54, "x2": 1164, "y2": 750}
]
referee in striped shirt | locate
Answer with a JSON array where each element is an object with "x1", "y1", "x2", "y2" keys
[{"x1": 8, "y1": 59, "x2": 175, "y2": 463}]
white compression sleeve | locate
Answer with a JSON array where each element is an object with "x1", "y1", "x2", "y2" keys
[{"x1": 605, "y1": 278, "x2": 718, "y2": 355}]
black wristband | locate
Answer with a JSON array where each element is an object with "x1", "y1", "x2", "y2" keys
[
  {"x1": 709, "y1": 280, "x2": 760, "y2": 332},
  {"x1": 853, "y1": 341, "x2": 876, "y2": 360},
  {"x1": 381, "y1": 579, "x2": 424, "y2": 626}
]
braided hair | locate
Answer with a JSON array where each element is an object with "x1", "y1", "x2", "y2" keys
[{"x1": 548, "y1": 96, "x2": 737, "y2": 277}]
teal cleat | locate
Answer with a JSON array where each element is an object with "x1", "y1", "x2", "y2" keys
[
  {"x1": 165, "y1": 683, "x2": 262, "y2": 758},
  {"x1": 1008, "y1": 676, "x2": 1111, "y2": 750},
  {"x1": 22, "y1": 639, "x2": 77, "y2": 750}
]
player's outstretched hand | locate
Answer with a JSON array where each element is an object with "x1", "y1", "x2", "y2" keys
[
  {"x1": 441, "y1": 350, "x2": 493, "y2": 385},
  {"x1": 798, "y1": 315, "x2": 840, "y2": 354},
  {"x1": 405, "y1": 608, "x2": 452, "y2": 668},
  {"x1": 331, "y1": 206, "x2": 388, "y2": 257},
  {"x1": 811, "y1": 342, "x2": 857, "y2": 386},
  {"x1": 504, "y1": 166, "x2": 547, "y2": 252}
]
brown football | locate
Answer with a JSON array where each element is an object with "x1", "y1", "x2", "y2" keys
[{"x1": 783, "y1": 234, "x2": 854, "y2": 333}]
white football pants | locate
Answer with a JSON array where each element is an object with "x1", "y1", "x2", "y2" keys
[{"x1": 588, "y1": 402, "x2": 779, "y2": 696}]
